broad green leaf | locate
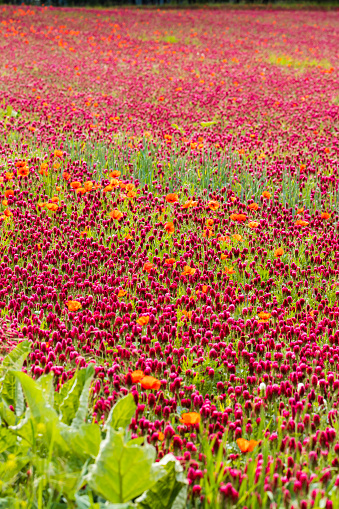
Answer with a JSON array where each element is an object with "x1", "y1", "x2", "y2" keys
[
  {"x1": 0, "y1": 455, "x2": 29, "y2": 484},
  {"x1": 0, "y1": 427, "x2": 17, "y2": 454},
  {"x1": 0, "y1": 399, "x2": 17, "y2": 426},
  {"x1": 71, "y1": 364, "x2": 95, "y2": 429},
  {"x1": 1, "y1": 341, "x2": 30, "y2": 376},
  {"x1": 37, "y1": 373, "x2": 54, "y2": 408},
  {"x1": 136, "y1": 454, "x2": 187, "y2": 509},
  {"x1": 87, "y1": 428, "x2": 162, "y2": 503},
  {"x1": 200, "y1": 121, "x2": 218, "y2": 128},
  {"x1": 56, "y1": 364, "x2": 95, "y2": 426},
  {"x1": 61, "y1": 423, "x2": 100, "y2": 460},
  {"x1": 105, "y1": 394, "x2": 136, "y2": 431},
  {"x1": 2, "y1": 372, "x2": 25, "y2": 416},
  {"x1": 11, "y1": 371, "x2": 68, "y2": 452}
]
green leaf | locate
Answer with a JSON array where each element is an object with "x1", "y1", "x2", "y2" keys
[
  {"x1": 71, "y1": 364, "x2": 95, "y2": 429},
  {"x1": 200, "y1": 121, "x2": 218, "y2": 128},
  {"x1": 87, "y1": 428, "x2": 162, "y2": 504},
  {"x1": 136, "y1": 454, "x2": 187, "y2": 509},
  {"x1": 56, "y1": 364, "x2": 95, "y2": 426},
  {"x1": 0, "y1": 427, "x2": 17, "y2": 454},
  {"x1": 0, "y1": 399, "x2": 17, "y2": 427},
  {"x1": 1, "y1": 372, "x2": 25, "y2": 417},
  {"x1": 11, "y1": 371, "x2": 68, "y2": 452},
  {"x1": 61, "y1": 423, "x2": 100, "y2": 460},
  {"x1": 1, "y1": 341, "x2": 30, "y2": 375},
  {"x1": 37, "y1": 373, "x2": 54, "y2": 408},
  {"x1": 105, "y1": 393, "x2": 136, "y2": 431}
]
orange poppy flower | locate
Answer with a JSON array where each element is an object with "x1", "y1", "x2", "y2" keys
[
  {"x1": 39, "y1": 163, "x2": 48, "y2": 176},
  {"x1": 248, "y1": 221, "x2": 259, "y2": 229},
  {"x1": 5, "y1": 172, "x2": 13, "y2": 180},
  {"x1": 179, "y1": 412, "x2": 201, "y2": 425},
  {"x1": 118, "y1": 289, "x2": 126, "y2": 298},
  {"x1": 230, "y1": 196, "x2": 236, "y2": 202},
  {"x1": 232, "y1": 234, "x2": 243, "y2": 241},
  {"x1": 300, "y1": 164, "x2": 306, "y2": 172},
  {"x1": 249, "y1": 203, "x2": 259, "y2": 211},
  {"x1": 230, "y1": 213, "x2": 247, "y2": 222},
  {"x1": 17, "y1": 166, "x2": 29, "y2": 177},
  {"x1": 221, "y1": 253, "x2": 229, "y2": 260},
  {"x1": 296, "y1": 207, "x2": 304, "y2": 214},
  {"x1": 110, "y1": 178, "x2": 121, "y2": 188},
  {"x1": 84, "y1": 181, "x2": 93, "y2": 191},
  {"x1": 56, "y1": 186, "x2": 61, "y2": 192},
  {"x1": 140, "y1": 376, "x2": 161, "y2": 390},
  {"x1": 54, "y1": 150, "x2": 63, "y2": 158},
  {"x1": 127, "y1": 190, "x2": 136, "y2": 198},
  {"x1": 258, "y1": 311, "x2": 271, "y2": 320},
  {"x1": 4, "y1": 189, "x2": 14, "y2": 198},
  {"x1": 109, "y1": 210, "x2": 123, "y2": 221},
  {"x1": 274, "y1": 248, "x2": 284, "y2": 257},
  {"x1": 71, "y1": 181, "x2": 82, "y2": 190},
  {"x1": 295, "y1": 220, "x2": 309, "y2": 227},
  {"x1": 164, "y1": 222, "x2": 175, "y2": 234},
  {"x1": 321, "y1": 212, "x2": 330, "y2": 220},
  {"x1": 202, "y1": 285, "x2": 208, "y2": 293},
  {"x1": 165, "y1": 258, "x2": 176, "y2": 266},
  {"x1": 218, "y1": 235, "x2": 230, "y2": 243},
  {"x1": 46, "y1": 203, "x2": 58, "y2": 211},
  {"x1": 3, "y1": 209, "x2": 12, "y2": 217},
  {"x1": 2, "y1": 200, "x2": 7, "y2": 207},
  {"x1": 165, "y1": 193, "x2": 179, "y2": 204},
  {"x1": 182, "y1": 310, "x2": 192, "y2": 319},
  {"x1": 38, "y1": 202, "x2": 45, "y2": 208},
  {"x1": 158, "y1": 432, "x2": 165, "y2": 441},
  {"x1": 262, "y1": 191, "x2": 271, "y2": 199},
  {"x1": 143, "y1": 262, "x2": 153, "y2": 273},
  {"x1": 208, "y1": 200, "x2": 219, "y2": 211},
  {"x1": 182, "y1": 200, "x2": 193, "y2": 209},
  {"x1": 181, "y1": 265, "x2": 196, "y2": 277},
  {"x1": 137, "y1": 316, "x2": 150, "y2": 326},
  {"x1": 15, "y1": 161, "x2": 26, "y2": 168},
  {"x1": 63, "y1": 172, "x2": 71, "y2": 181},
  {"x1": 66, "y1": 300, "x2": 82, "y2": 312},
  {"x1": 224, "y1": 267, "x2": 235, "y2": 275},
  {"x1": 131, "y1": 370, "x2": 144, "y2": 383},
  {"x1": 237, "y1": 438, "x2": 259, "y2": 453},
  {"x1": 51, "y1": 196, "x2": 59, "y2": 203},
  {"x1": 103, "y1": 184, "x2": 114, "y2": 193},
  {"x1": 205, "y1": 218, "x2": 214, "y2": 228},
  {"x1": 53, "y1": 162, "x2": 61, "y2": 170},
  {"x1": 109, "y1": 170, "x2": 121, "y2": 178}
]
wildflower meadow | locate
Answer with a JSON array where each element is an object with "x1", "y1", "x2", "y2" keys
[{"x1": 0, "y1": 4, "x2": 338, "y2": 508}]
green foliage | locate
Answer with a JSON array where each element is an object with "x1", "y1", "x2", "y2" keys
[
  {"x1": 136, "y1": 454, "x2": 187, "y2": 509},
  {"x1": 86, "y1": 427, "x2": 161, "y2": 503},
  {"x1": 0, "y1": 343, "x2": 185, "y2": 508},
  {"x1": 105, "y1": 393, "x2": 136, "y2": 431}
]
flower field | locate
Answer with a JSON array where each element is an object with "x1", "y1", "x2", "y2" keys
[{"x1": 0, "y1": 4, "x2": 339, "y2": 508}]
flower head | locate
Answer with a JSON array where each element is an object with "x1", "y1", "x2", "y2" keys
[{"x1": 66, "y1": 300, "x2": 82, "y2": 312}]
